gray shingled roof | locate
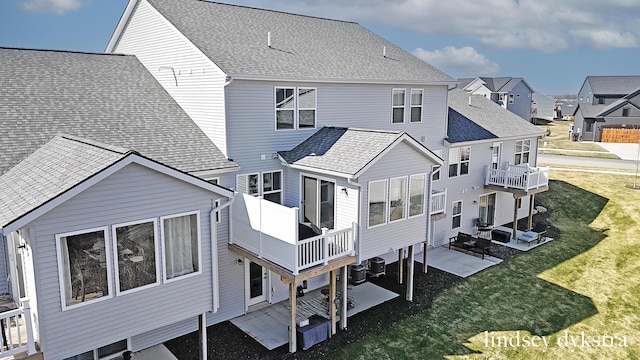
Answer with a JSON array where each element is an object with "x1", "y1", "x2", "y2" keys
[
  {"x1": 446, "y1": 89, "x2": 544, "y2": 143},
  {"x1": 599, "y1": 85, "x2": 640, "y2": 116},
  {"x1": 279, "y1": 127, "x2": 431, "y2": 176},
  {"x1": 459, "y1": 77, "x2": 533, "y2": 93},
  {"x1": 143, "y1": 0, "x2": 455, "y2": 83},
  {"x1": 586, "y1": 76, "x2": 640, "y2": 96},
  {"x1": 0, "y1": 135, "x2": 129, "y2": 228},
  {"x1": 0, "y1": 47, "x2": 237, "y2": 176}
]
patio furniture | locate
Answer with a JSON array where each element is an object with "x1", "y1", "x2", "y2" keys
[
  {"x1": 296, "y1": 315, "x2": 331, "y2": 350},
  {"x1": 474, "y1": 219, "x2": 493, "y2": 239},
  {"x1": 469, "y1": 238, "x2": 491, "y2": 259},
  {"x1": 516, "y1": 223, "x2": 548, "y2": 246},
  {"x1": 491, "y1": 229, "x2": 511, "y2": 243},
  {"x1": 449, "y1": 232, "x2": 491, "y2": 259}
]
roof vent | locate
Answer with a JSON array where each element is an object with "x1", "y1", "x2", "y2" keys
[
  {"x1": 268, "y1": 32, "x2": 272, "y2": 48},
  {"x1": 383, "y1": 46, "x2": 386, "y2": 58}
]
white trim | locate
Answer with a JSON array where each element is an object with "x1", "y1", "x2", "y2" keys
[
  {"x1": 391, "y1": 88, "x2": 406, "y2": 124},
  {"x1": 408, "y1": 173, "x2": 426, "y2": 218},
  {"x1": 160, "y1": 210, "x2": 203, "y2": 283},
  {"x1": 105, "y1": 0, "x2": 139, "y2": 52},
  {"x1": 274, "y1": 86, "x2": 317, "y2": 130},
  {"x1": 56, "y1": 226, "x2": 113, "y2": 311},
  {"x1": 410, "y1": 88, "x2": 424, "y2": 123},
  {"x1": 299, "y1": 173, "x2": 337, "y2": 229},
  {"x1": 451, "y1": 200, "x2": 463, "y2": 230},
  {"x1": 112, "y1": 218, "x2": 161, "y2": 296},
  {"x1": 2, "y1": 153, "x2": 233, "y2": 234},
  {"x1": 367, "y1": 179, "x2": 388, "y2": 229},
  {"x1": 228, "y1": 73, "x2": 459, "y2": 87}
]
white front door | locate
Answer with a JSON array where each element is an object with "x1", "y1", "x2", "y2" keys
[
  {"x1": 479, "y1": 193, "x2": 497, "y2": 226},
  {"x1": 245, "y1": 261, "x2": 267, "y2": 306}
]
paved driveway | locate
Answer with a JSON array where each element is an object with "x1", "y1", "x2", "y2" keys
[{"x1": 598, "y1": 142, "x2": 640, "y2": 161}]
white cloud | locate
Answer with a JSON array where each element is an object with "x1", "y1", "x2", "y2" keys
[
  {"x1": 412, "y1": 46, "x2": 500, "y2": 77},
  {"x1": 18, "y1": 0, "x2": 90, "y2": 15},
  {"x1": 235, "y1": 0, "x2": 640, "y2": 52}
]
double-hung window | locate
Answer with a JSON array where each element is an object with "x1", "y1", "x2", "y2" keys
[
  {"x1": 113, "y1": 219, "x2": 160, "y2": 294},
  {"x1": 275, "y1": 87, "x2": 316, "y2": 130},
  {"x1": 452, "y1": 201, "x2": 463, "y2": 229},
  {"x1": 448, "y1": 147, "x2": 470, "y2": 177},
  {"x1": 56, "y1": 227, "x2": 112, "y2": 310},
  {"x1": 237, "y1": 171, "x2": 283, "y2": 204},
  {"x1": 410, "y1": 89, "x2": 423, "y2": 122},
  {"x1": 368, "y1": 180, "x2": 388, "y2": 227},
  {"x1": 392, "y1": 89, "x2": 406, "y2": 123},
  {"x1": 161, "y1": 211, "x2": 201, "y2": 282},
  {"x1": 514, "y1": 139, "x2": 531, "y2": 165},
  {"x1": 389, "y1": 177, "x2": 407, "y2": 222},
  {"x1": 409, "y1": 174, "x2": 425, "y2": 217}
]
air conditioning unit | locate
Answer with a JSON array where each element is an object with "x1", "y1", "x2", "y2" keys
[
  {"x1": 350, "y1": 264, "x2": 367, "y2": 285},
  {"x1": 368, "y1": 257, "x2": 386, "y2": 277}
]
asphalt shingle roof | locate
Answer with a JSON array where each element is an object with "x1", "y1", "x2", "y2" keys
[
  {"x1": 278, "y1": 127, "x2": 408, "y2": 175},
  {"x1": 0, "y1": 47, "x2": 237, "y2": 176},
  {"x1": 0, "y1": 135, "x2": 129, "y2": 228},
  {"x1": 446, "y1": 88, "x2": 544, "y2": 143},
  {"x1": 585, "y1": 76, "x2": 640, "y2": 96},
  {"x1": 144, "y1": 0, "x2": 455, "y2": 84}
]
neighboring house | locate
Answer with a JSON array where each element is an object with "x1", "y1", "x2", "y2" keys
[
  {"x1": 459, "y1": 77, "x2": 535, "y2": 121},
  {"x1": 531, "y1": 92, "x2": 555, "y2": 122},
  {"x1": 555, "y1": 100, "x2": 577, "y2": 121},
  {"x1": 106, "y1": 0, "x2": 549, "y2": 353},
  {"x1": 0, "y1": 47, "x2": 237, "y2": 359},
  {"x1": 573, "y1": 76, "x2": 640, "y2": 142}
]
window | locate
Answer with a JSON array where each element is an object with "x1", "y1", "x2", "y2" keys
[
  {"x1": 389, "y1": 177, "x2": 407, "y2": 222},
  {"x1": 113, "y1": 219, "x2": 159, "y2": 294},
  {"x1": 585, "y1": 122, "x2": 593, "y2": 132},
  {"x1": 237, "y1": 171, "x2": 282, "y2": 204},
  {"x1": 432, "y1": 165, "x2": 441, "y2": 181},
  {"x1": 275, "y1": 87, "x2": 316, "y2": 130},
  {"x1": 64, "y1": 340, "x2": 128, "y2": 360},
  {"x1": 57, "y1": 227, "x2": 111, "y2": 310},
  {"x1": 508, "y1": 94, "x2": 514, "y2": 104},
  {"x1": 515, "y1": 139, "x2": 531, "y2": 165},
  {"x1": 161, "y1": 212, "x2": 200, "y2": 281},
  {"x1": 392, "y1": 89, "x2": 405, "y2": 123},
  {"x1": 448, "y1": 147, "x2": 470, "y2": 178},
  {"x1": 368, "y1": 180, "x2": 387, "y2": 227},
  {"x1": 452, "y1": 201, "x2": 462, "y2": 229},
  {"x1": 410, "y1": 89, "x2": 423, "y2": 122},
  {"x1": 622, "y1": 108, "x2": 630, "y2": 117},
  {"x1": 409, "y1": 174, "x2": 425, "y2": 217}
]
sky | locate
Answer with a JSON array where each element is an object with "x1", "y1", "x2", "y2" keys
[{"x1": 1, "y1": 0, "x2": 640, "y2": 95}]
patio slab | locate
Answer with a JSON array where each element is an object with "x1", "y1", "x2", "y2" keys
[
  {"x1": 491, "y1": 226, "x2": 554, "y2": 251},
  {"x1": 230, "y1": 282, "x2": 398, "y2": 350},
  {"x1": 418, "y1": 246, "x2": 502, "y2": 278}
]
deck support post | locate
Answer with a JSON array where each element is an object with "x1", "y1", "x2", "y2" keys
[
  {"x1": 422, "y1": 242, "x2": 428, "y2": 274},
  {"x1": 288, "y1": 282, "x2": 297, "y2": 353},
  {"x1": 528, "y1": 194, "x2": 535, "y2": 230},
  {"x1": 512, "y1": 196, "x2": 519, "y2": 239},
  {"x1": 329, "y1": 269, "x2": 337, "y2": 335},
  {"x1": 340, "y1": 265, "x2": 348, "y2": 330},
  {"x1": 406, "y1": 245, "x2": 415, "y2": 302},
  {"x1": 398, "y1": 248, "x2": 404, "y2": 284},
  {"x1": 198, "y1": 313, "x2": 207, "y2": 360}
]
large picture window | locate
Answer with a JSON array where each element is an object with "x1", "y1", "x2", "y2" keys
[
  {"x1": 368, "y1": 180, "x2": 387, "y2": 227},
  {"x1": 515, "y1": 139, "x2": 531, "y2": 165},
  {"x1": 113, "y1": 219, "x2": 159, "y2": 294},
  {"x1": 392, "y1": 89, "x2": 406, "y2": 123},
  {"x1": 57, "y1": 227, "x2": 111, "y2": 309},
  {"x1": 409, "y1": 174, "x2": 426, "y2": 217},
  {"x1": 161, "y1": 212, "x2": 200, "y2": 281},
  {"x1": 275, "y1": 87, "x2": 316, "y2": 130},
  {"x1": 389, "y1": 177, "x2": 407, "y2": 222}
]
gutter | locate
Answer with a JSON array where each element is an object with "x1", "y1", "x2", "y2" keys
[
  {"x1": 226, "y1": 73, "x2": 458, "y2": 87},
  {"x1": 209, "y1": 196, "x2": 235, "y2": 313}
]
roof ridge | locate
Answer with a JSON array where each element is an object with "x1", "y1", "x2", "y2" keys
[
  {"x1": 0, "y1": 46, "x2": 131, "y2": 57},
  {"x1": 192, "y1": 0, "x2": 359, "y2": 25},
  {"x1": 59, "y1": 134, "x2": 133, "y2": 155}
]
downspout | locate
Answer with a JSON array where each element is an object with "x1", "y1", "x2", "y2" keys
[
  {"x1": 209, "y1": 196, "x2": 235, "y2": 313},
  {"x1": 347, "y1": 177, "x2": 362, "y2": 262},
  {"x1": 424, "y1": 169, "x2": 434, "y2": 272}
]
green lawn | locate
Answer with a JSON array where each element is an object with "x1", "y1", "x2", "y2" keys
[
  {"x1": 332, "y1": 171, "x2": 640, "y2": 359},
  {"x1": 538, "y1": 121, "x2": 620, "y2": 159}
]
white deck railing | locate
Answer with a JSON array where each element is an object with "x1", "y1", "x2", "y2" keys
[
  {"x1": 231, "y1": 194, "x2": 356, "y2": 275},
  {"x1": 430, "y1": 188, "x2": 447, "y2": 215},
  {"x1": 485, "y1": 165, "x2": 550, "y2": 191},
  {"x1": 0, "y1": 298, "x2": 37, "y2": 357}
]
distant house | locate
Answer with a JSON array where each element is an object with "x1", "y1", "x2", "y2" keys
[
  {"x1": 0, "y1": 47, "x2": 236, "y2": 360},
  {"x1": 573, "y1": 76, "x2": 640, "y2": 142},
  {"x1": 531, "y1": 92, "x2": 555, "y2": 121},
  {"x1": 458, "y1": 77, "x2": 535, "y2": 121}
]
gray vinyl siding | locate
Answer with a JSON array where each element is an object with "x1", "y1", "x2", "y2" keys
[
  {"x1": 0, "y1": 239, "x2": 8, "y2": 294},
  {"x1": 357, "y1": 142, "x2": 436, "y2": 260},
  {"x1": 506, "y1": 81, "x2": 533, "y2": 121},
  {"x1": 23, "y1": 163, "x2": 228, "y2": 360},
  {"x1": 225, "y1": 80, "x2": 449, "y2": 179},
  {"x1": 112, "y1": 0, "x2": 229, "y2": 156}
]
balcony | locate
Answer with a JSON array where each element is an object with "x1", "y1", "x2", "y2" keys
[
  {"x1": 485, "y1": 164, "x2": 550, "y2": 196},
  {"x1": 430, "y1": 188, "x2": 447, "y2": 220},
  {"x1": 230, "y1": 194, "x2": 356, "y2": 278},
  {"x1": 0, "y1": 298, "x2": 37, "y2": 359}
]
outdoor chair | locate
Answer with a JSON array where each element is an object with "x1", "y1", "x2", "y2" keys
[{"x1": 516, "y1": 223, "x2": 548, "y2": 246}]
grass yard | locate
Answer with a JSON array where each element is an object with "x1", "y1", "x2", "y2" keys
[
  {"x1": 538, "y1": 121, "x2": 619, "y2": 159},
  {"x1": 332, "y1": 171, "x2": 640, "y2": 359}
]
